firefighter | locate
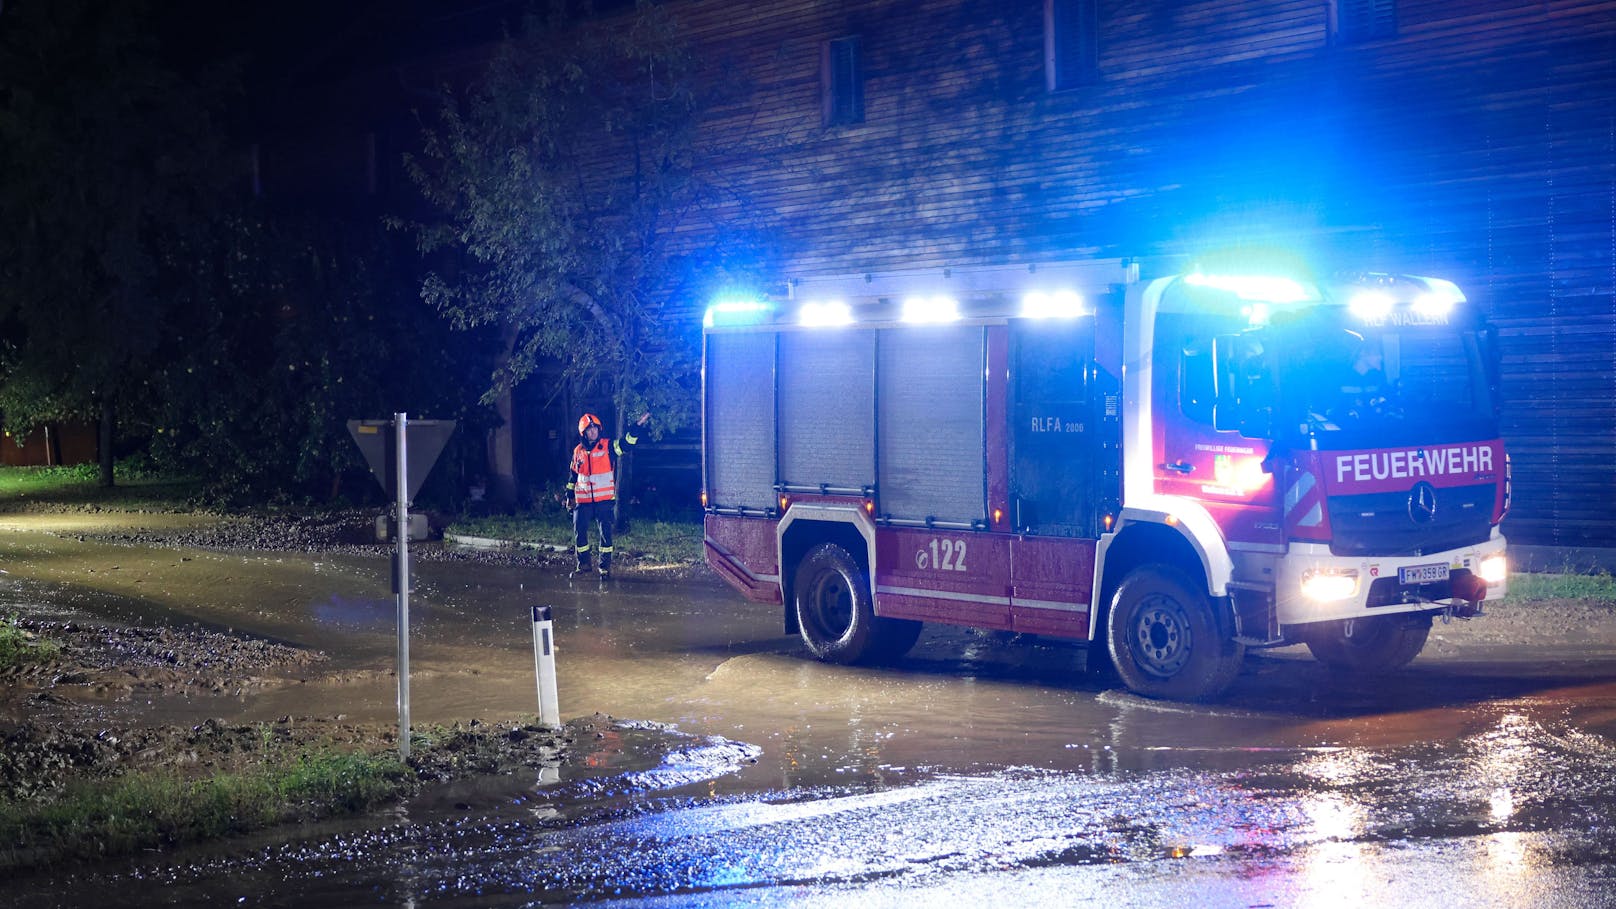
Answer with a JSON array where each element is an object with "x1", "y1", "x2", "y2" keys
[{"x1": 567, "y1": 410, "x2": 650, "y2": 578}]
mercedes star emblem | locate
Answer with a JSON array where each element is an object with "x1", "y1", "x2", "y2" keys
[{"x1": 1408, "y1": 481, "x2": 1438, "y2": 524}]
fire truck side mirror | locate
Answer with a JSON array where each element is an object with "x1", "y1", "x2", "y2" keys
[{"x1": 1181, "y1": 342, "x2": 1217, "y2": 426}]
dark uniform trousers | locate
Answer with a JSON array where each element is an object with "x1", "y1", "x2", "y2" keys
[{"x1": 573, "y1": 500, "x2": 613, "y2": 570}]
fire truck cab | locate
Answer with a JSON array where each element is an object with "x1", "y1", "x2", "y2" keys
[{"x1": 701, "y1": 259, "x2": 1508, "y2": 701}]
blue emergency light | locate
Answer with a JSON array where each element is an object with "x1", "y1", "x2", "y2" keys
[
  {"x1": 703, "y1": 300, "x2": 772, "y2": 328},
  {"x1": 1183, "y1": 271, "x2": 1319, "y2": 304}
]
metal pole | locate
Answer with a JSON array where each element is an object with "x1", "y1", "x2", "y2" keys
[
  {"x1": 531, "y1": 606, "x2": 560, "y2": 728},
  {"x1": 395, "y1": 412, "x2": 411, "y2": 760}
]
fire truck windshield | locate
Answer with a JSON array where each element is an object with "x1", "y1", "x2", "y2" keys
[{"x1": 1251, "y1": 307, "x2": 1498, "y2": 447}]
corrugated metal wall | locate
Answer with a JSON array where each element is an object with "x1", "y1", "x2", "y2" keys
[{"x1": 669, "y1": 0, "x2": 1615, "y2": 546}]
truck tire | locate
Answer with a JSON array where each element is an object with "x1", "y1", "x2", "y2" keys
[
  {"x1": 1106, "y1": 565, "x2": 1244, "y2": 701},
  {"x1": 1303, "y1": 614, "x2": 1431, "y2": 672},
  {"x1": 793, "y1": 543, "x2": 918, "y2": 665}
]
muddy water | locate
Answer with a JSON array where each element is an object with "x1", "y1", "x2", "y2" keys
[
  {"x1": 8, "y1": 516, "x2": 1616, "y2": 904},
  {"x1": 5, "y1": 516, "x2": 1616, "y2": 789}
]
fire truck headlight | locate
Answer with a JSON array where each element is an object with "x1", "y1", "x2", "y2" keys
[
  {"x1": 1477, "y1": 554, "x2": 1507, "y2": 585},
  {"x1": 1301, "y1": 569, "x2": 1359, "y2": 602}
]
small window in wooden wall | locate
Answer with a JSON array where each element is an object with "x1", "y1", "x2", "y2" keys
[
  {"x1": 822, "y1": 36, "x2": 864, "y2": 126},
  {"x1": 1046, "y1": 0, "x2": 1098, "y2": 91},
  {"x1": 1333, "y1": 0, "x2": 1397, "y2": 43}
]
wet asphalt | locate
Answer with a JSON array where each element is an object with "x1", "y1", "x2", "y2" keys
[{"x1": 4, "y1": 516, "x2": 1616, "y2": 906}]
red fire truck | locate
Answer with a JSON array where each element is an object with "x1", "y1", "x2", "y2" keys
[{"x1": 700, "y1": 259, "x2": 1509, "y2": 700}]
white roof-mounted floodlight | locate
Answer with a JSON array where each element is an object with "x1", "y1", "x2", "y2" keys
[
  {"x1": 1184, "y1": 272, "x2": 1318, "y2": 304},
  {"x1": 1020, "y1": 289, "x2": 1087, "y2": 319},
  {"x1": 798, "y1": 300, "x2": 853, "y2": 327},
  {"x1": 1349, "y1": 290, "x2": 1395, "y2": 322},
  {"x1": 901, "y1": 295, "x2": 961, "y2": 323},
  {"x1": 703, "y1": 300, "x2": 771, "y2": 328}
]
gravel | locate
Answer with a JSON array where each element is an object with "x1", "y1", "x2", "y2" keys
[
  {"x1": 4, "y1": 619, "x2": 325, "y2": 679},
  {"x1": 0, "y1": 511, "x2": 594, "y2": 812},
  {"x1": 77, "y1": 510, "x2": 574, "y2": 569},
  {"x1": 0, "y1": 712, "x2": 577, "y2": 804}
]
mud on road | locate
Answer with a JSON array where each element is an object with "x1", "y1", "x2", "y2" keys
[
  {"x1": 0, "y1": 506, "x2": 735, "y2": 875},
  {"x1": 4, "y1": 504, "x2": 1614, "y2": 809},
  {"x1": 0, "y1": 616, "x2": 581, "y2": 806},
  {"x1": 6, "y1": 503, "x2": 1616, "y2": 902}
]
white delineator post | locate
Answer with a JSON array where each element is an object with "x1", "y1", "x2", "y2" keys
[
  {"x1": 531, "y1": 605, "x2": 561, "y2": 728},
  {"x1": 395, "y1": 412, "x2": 412, "y2": 760}
]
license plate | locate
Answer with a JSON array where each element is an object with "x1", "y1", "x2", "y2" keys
[{"x1": 1399, "y1": 562, "x2": 1450, "y2": 585}]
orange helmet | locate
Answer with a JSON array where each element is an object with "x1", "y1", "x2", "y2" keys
[{"x1": 578, "y1": 413, "x2": 603, "y2": 436}]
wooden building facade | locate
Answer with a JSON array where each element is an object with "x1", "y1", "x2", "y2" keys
[
  {"x1": 243, "y1": 1, "x2": 1614, "y2": 541},
  {"x1": 652, "y1": 0, "x2": 1616, "y2": 548}
]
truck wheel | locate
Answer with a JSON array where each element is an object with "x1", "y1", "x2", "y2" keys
[
  {"x1": 793, "y1": 542, "x2": 920, "y2": 665},
  {"x1": 1303, "y1": 615, "x2": 1431, "y2": 672},
  {"x1": 1106, "y1": 565, "x2": 1244, "y2": 701},
  {"x1": 794, "y1": 543, "x2": 879, "y2": 664}
]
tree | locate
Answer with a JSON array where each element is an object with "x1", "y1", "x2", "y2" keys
[
  {"x1": 400, "y1": 0, "x2": 712, "y2": 457},
  {"x1": 144, "y1": 213, "x2": 499, "y2": 506},
  {"x1": 0, "y1": 0, "x2": 232, "y2": 485}
]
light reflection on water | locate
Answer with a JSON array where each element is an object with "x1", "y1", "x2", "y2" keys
[
  {"x1": 6, "y1": 521, "x2": 1613, "y2": 794},
  {"x1": 7, "y1": 521, "x2": 1616, "y2": 905},
  {"x1": 1297, "y1": 839, "x2": 1373, "y2": 909}
]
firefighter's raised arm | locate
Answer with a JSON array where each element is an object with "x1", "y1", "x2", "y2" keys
[{"x1": 618, "y1": 412, "x2": 651, "y2": 454}]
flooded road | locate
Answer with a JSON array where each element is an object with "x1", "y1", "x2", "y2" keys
[{"x1": 6, "y1": 515, "x2": 1616, "y2": 905}]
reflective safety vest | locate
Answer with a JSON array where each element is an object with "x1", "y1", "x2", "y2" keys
[{"x1": 570, "y1": 439, "x2": 622, "y2": 503}]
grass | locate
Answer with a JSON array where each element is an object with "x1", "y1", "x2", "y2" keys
[
  {"x1": 0, "y1": 747, "x2": 411, "y2": 872},
  {"x1": 449, "y1": 511, "x2": 703, "y2": 564},
  {"x1": 1507, "y1": 571, "x2": 1616, "y2": 603},
  {"x1": 0, "y1": 615, "x2": 61, "y2": 669},
  {"x1": 0, "y1": 463, "x2": 197, "y2": 511}
]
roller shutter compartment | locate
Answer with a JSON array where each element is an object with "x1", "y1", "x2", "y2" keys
[
  {"x1": 878, "y1": 326, "x2": 986, "y2": 524},
  {"x1": 706, "y1": 332, "x2": 777, "y2": 510},
  {"x1": 777, "y1": 330, "x2": 876, "y2": 491}
]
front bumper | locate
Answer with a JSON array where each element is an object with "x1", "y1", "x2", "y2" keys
[{"x1": 1274, "y1": 530, "x2": 1507, "y2": 627}]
